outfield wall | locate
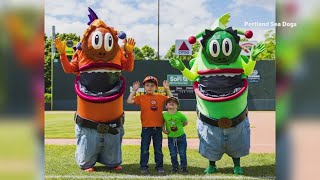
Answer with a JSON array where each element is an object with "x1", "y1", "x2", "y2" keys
[{"x1": 52, "y1": 59, "x2": 275, "y2": 111}]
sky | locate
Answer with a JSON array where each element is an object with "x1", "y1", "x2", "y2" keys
[{"x1": 45, "y1": 0, "x2": 275, "y2": 57}]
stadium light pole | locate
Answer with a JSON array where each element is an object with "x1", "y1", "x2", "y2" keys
[
  {"x1": 51, "y1": 25, "x2": 56, "y2": 110},
  {"x1": 157, "y1": 0, "x2": 160, "y2": 60}
]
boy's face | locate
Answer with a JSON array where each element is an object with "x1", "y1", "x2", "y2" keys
[
  {"x1": 144, "y1": 82, "x2": 157, "y2": 94},
  {"x1": 166, "y1": 100, "x2": 178, "y2": 110}
]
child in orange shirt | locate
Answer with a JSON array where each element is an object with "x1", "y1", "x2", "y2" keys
[{"x1": 127, "y1": 76, "x2": 172, "y2": 174}]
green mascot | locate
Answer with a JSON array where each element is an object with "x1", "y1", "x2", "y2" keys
[{"x1": 169, "y1": 13, "x2": 265, "y2": 175}]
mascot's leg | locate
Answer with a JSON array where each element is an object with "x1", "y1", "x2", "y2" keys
[
  {"x1": 75, "y1": 124, "x2": 99, "y2": 172},
  {"x1": 114, "y1": 126, "x2": 125, "y2": 171},
  {"x1": 232, "y1": 157, "x2": 243, "y2": 175},
  {"x1": 197, "y1": 118, "x2": 224, "y2": 174},
  {"x1": 98, "y1": 126, "x2": 123, "y2": 170},
  {"x1": 227, "y1": 117, "x2": 251, "y2": 175}
]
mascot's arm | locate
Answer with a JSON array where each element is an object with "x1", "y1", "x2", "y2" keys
[
  {"x1": 169, "y1": 57, "x2": 199, "y2": 81},
  {"x1": 181, "y1": 59, "x2": 199, "y2": 81},
  {"x1": 242, "y1": 59, "x2": 256, "y2": 76},
  {"x1": 54, "y1": 38, "x2": 79, "y2": 73},
  {"x1": 59, "y1": 52, "x2": 79, "y2": 74},
  {"x1": 121, "y1": 51, "x2": 134, "y2": 72},
  {"x1": 121, "y1": 38, "x2": 135, "y2": 72},
  {"x1": 242, "y1": 43, "x2": 265, "y2": 76}
]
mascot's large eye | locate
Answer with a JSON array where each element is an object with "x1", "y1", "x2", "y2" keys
[
  {"x1": 222, "y1": 38, "x2": 232, "y2": 56},
  {"x1": 91, "y1": 31, "x2": 103, "y2": 49},
  {"x1": 209, "y1": 40, "x2": 220, "y2": 57},
  {"x1": 104, "y1": 33, "x2": 113, "y2": 52}
]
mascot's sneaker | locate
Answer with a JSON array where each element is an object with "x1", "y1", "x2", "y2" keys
[
  {"x1": 84, "y1": 167, "x2": 95, "y2": 172},
  {"x1": 113, "y1": 165, "x2": 123, "y2": 171},
  {"x1": 204, "y1": 165, "x2": 217, "y2": 174},
  {"x1": 233, "y1": 166, "x2": 244, "y2": 175}
]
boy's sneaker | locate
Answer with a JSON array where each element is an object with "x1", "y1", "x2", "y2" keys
[
  {"x1": 181, "y1": 167, "x2": 188, "y2": 173},
  {"x1": 171, "y1": 167, "x2": 179, "y2": 173},
  {"x1": 157, "y1": 168, "x2": 165, "y2": 174},
  {"x1": 140, "y1": 169, "x2": 149, "y2": 174}
]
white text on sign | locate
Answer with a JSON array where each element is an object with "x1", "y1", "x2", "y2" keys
[{"x1": 178, "y1": 50, "x2": 190, "y2": 55}]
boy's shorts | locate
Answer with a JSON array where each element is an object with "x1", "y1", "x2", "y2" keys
[
  {"x1": 197, "y1": 117, "x2": 250, "y2": 161},
  {"x1": 75, "y1": 124, "x2": 124, "y2": 169}
]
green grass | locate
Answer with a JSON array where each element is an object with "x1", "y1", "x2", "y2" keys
[
  {"x1": 45, "y1": 111, "x2": 198, "y2": 139},
  {"x1": 45, "y1": 145, "x2": 275, "y2": 179}
]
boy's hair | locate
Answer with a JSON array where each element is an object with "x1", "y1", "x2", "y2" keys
[
  {"x1": 165, "y1": 97, "x2": 180, "y2": 107},
  {"x1": 142, "y1": 76, "x2": 158, "y2": 87}
]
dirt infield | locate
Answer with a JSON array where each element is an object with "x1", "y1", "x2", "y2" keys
[{"x1": 45, "y1": 111, "x2": 275, "y2": 153}]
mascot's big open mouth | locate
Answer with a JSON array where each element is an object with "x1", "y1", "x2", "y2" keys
[
  {"x1": 194, "y1": 68, "x2": 248, "y2": 102},
  {"x1": 75, "y1": 62, "x2": 126, "y2": 103}
]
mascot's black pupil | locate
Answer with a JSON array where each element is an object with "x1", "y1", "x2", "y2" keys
[
  {"x1": 95, "y1": 35, "x2": 99, "y2": 44},
  {"x1": 225, "y1": 41, "x2": 229, "y2": 52},
  {"x1": 213, "y1": 43, "x2": 218, "y2": 53},
  {"x1": 109, "y1": 36, "x2": 112, "y2": 46}
]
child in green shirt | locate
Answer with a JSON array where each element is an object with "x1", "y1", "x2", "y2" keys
[{"x1": 162, "y1": 97, "x2": 188, "y2": 173}]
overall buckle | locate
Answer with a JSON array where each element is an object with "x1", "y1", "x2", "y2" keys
[
  {"x1": 97, "y1": 124, "x2": 109, "y2": 134},
  {"x1": 217, "y1": 118, "x2": 232, "y2": 129}
]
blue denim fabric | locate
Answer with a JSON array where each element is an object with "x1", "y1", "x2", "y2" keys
[
  {"x1": 197, "y1": 117, "x2": 250, "y2": 161},
  {"x1": 168, "y1": 133, "x2": 187, "y2": 169},
  {"x1": 75, "y1": 124, "x2": 124, "y2": 169},
  {"x1": 140, "y1": 127, "x2": 163, "y2": 170}
]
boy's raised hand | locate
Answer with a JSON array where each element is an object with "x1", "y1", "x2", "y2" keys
[
  {"x1": 132, "y1": 81, "x2": 140, "y2": 91},
  {"x1": 163, "y1": 80, "x2": 170, "y2": 90}
]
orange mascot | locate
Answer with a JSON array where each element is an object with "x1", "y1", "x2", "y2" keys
[{"x1": 54, "y1": 7, "x2": 135, "y2": 172}]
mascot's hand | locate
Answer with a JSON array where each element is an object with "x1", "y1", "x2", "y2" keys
[
  {"x1": 54, "y1": 38, "x2": 66, "y2": 54},
  {"x1": 250, "y1": 43, "x2": 265, "y2": 61},
  {"x1": 169, "y1": 57, "x2": 185, "y2": 71},
  {"x1": 124, "y1": 38, "x2": 136, "y2": 53}
]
